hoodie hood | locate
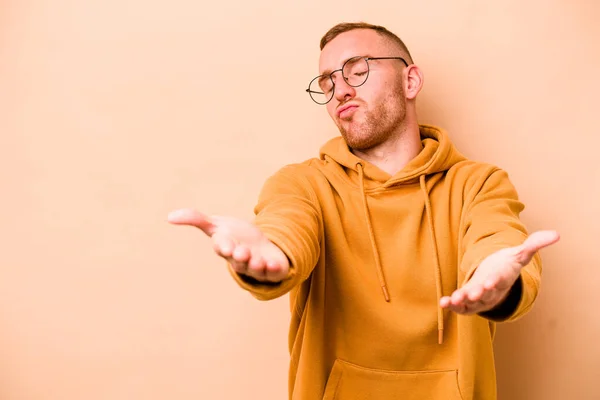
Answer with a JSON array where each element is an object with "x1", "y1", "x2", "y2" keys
[
  {"x1": 318, "y1": 124, "x2": 466, "y2": 344},
  {"x1": 318, "y1": 124, "x2": 466, "y2": 187}
]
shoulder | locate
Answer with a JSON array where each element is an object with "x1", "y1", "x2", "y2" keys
[
  {"x1": 258, "y1": 158, "x2": 329, "y2": 198},
  {"x1": 448, "y1": 159, "x2": 503, "y2": 180},
  {"x1": 266, "y1": 158, "x2": 329, "y2": 182},
  {"x1": 446, "y1": 159, "x2": 518, "y2": 198}
]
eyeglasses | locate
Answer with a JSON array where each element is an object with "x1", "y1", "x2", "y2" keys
[{"x1": 306, "y1": 56, "x2": 409, "y2": 105}]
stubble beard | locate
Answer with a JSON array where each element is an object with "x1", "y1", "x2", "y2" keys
[{"x1": 338, "y1": 89, "x2": 407, "y2": 151}]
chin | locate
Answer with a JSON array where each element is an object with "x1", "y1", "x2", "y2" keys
[
  {"x1": 337, "y1": 118, "x2": 360, "y2": 135},
  {"x1": 341, "y1": 132, "x2": 374, "y2": 150},
  {"x1": 341, "y1": 123, "x2": 391, "y2": 151}
]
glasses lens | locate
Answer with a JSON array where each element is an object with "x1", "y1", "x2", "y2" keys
[
  {"x1": 343, "y1": 57, "x2": 369, "y2": 87},
  {"x1": 308, "y1": 75, "x2": 334, "y2": 104}
]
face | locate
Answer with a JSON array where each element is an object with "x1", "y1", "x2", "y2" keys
[{"x1": 318, "y1": 29, "x2": 408, "y2": 150}]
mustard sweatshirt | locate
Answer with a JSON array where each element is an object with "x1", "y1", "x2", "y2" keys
[{"x1": 229, "y1": 124, "x2": 542, "y2": 400}]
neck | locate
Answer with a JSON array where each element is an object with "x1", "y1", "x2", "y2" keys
[{"x1": 352, "y1": 122, "x2": 422, "y2": 176}]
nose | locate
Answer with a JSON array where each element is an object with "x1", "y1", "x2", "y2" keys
[{"x1": 332, "y1": 72, "x2": 356, "y2": 102}]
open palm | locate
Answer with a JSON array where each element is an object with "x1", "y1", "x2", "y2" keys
[
  {"x1": 168, "y1": 208, "x2": 289, "y2": 282},
  {"x1": 440, "y1": 230, "x2": 560, "y2": 315}
]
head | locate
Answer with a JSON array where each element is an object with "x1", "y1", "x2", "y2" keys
[{"x1": 312, "y1": 22, "x2": 423, "y2": 150}]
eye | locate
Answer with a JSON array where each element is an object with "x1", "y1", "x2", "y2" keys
[
  {"x1": 320, "y1": 81, "x2": 333, "y2": 94},
  {"x1": 343, "y1": 57, "x2": 369, "y2": 84}
]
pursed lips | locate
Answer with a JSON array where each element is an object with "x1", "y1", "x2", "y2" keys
[{"x1": 337, "y1": 104, "x2": 359, "y2": 118}]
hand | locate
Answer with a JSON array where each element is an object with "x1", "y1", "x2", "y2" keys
[
  {"x1": 167, "y1": 208, "x2": 290, "y2": 283},
  {"x1": 440, "y1": 230, "x2": 560, "y2": 315}
]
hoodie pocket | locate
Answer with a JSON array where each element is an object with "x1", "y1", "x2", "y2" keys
[{"x1": 322, "y1": 359, "x2": 464, "y2": 400}]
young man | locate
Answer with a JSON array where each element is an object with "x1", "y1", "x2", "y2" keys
[{"x1": 168, "y1": 22, "x2": 559, "y2": 400}]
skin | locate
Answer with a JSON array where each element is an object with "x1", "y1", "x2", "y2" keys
[
  {"x1": 168, "y1": 28, "x2": 560, "y2": 315},
  {"x1": 319, "y1": 29, "x2": 424, "y2": 176}
]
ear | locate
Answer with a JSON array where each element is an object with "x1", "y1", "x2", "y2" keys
[{"x1": 404, "y1": 64, "x2": 424, "y2": 100}]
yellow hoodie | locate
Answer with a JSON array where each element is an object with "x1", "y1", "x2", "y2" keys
[{"x1": 229, "y1": 124, "x2": 541, "y2": 400}]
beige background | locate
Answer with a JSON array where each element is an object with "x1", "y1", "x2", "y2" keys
[{"x1": 1, "y1": 0, "x2": 598, "y2": 399}]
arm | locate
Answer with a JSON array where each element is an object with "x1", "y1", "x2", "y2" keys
[
  {"x1": 228, "y1": 164, "x2": 323, "y2": 301},
  {"x1": 441, "y1": 167, "x2": 559, "y2": 322},
  {"x1": 462, "y1": 168, "x2": 536, "y2": 321}
]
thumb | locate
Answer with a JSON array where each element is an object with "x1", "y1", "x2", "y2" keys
[
  {"x1": 517, "y1": 230, "x2": 560, "y2": 265},
  {"x1": 167, "y1": 208, "x2": 215, "y2": 235}
]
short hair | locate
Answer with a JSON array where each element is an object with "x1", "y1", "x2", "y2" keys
[{"x1": 319, "y1": 22, "x2": 414, "y2": 64}]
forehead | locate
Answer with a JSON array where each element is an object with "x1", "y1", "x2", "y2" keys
[{"x1": 318, "y1": 29, "x2": 391, "y2": 74}]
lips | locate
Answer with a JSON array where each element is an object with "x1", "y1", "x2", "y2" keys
[{"x1": 337, "y1": 104, "x2": 358, "y2": 118}]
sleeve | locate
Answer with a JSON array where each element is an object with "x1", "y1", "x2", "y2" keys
[
  {"x1": 227, "y1": 164, "x2": 323, "y2": 301},
  {"x1": 458, "y1": 167, "x2": 543, "y2": 322}
]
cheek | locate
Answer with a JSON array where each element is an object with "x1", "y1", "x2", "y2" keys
[
  {"x1": 356, "y1": 81, "x2": 384, "y2": 105},
  {"x1": 368, "y1": 74, "x2": 397, "y2": 98},
  {"x1": 326, "y1": 103, "x2": 338, "y2": 119}
]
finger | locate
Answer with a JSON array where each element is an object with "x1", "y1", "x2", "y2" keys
[
  {"x1": 247, "y1": 255, "x2": 265, "y2": 271},
  {"x1": 467, "y1": 275, "x2": 500, "y2": 312},
  {"x1": 229, "y1": 259, "x2": 249, "y2": 274},
  {"x1": 482, "y1": 270, "x2": 504, "y2": 291},
  {"x1": 463, "y1": 295, "x2": 485, "y2": 311},
  {"x1": 451, "y1": 289, "x2": 467, "y2": 306},
  {"x1": 265, "y1": 260, "x2": 286, "y2": 282},
  {"x1": 212, "y1": 234, "x2": 235, "y2": 258},
  {"x1": 451, "y1": 287, "x2": 485, "y2": 311},
  {"x1": 246, "y1": 248, "x2": 273, "y2": 282},
  {"x1": 245, "y1": 257, "x2": 269, "y2": 281},
  {"x1": 487, "y1": 277, "x2": 513, "y2": 293},
  {"x1": 463, "y1": 302, "x2": 486, "y2": 315},
  {"x1": 450, "y1": 290, "x2": 476, "y2": 312},
  {"x1": 478, "y1": 285, "x2": 497, "y2": 303},
  {"x1": 229, "y1": 247, "x2": 253, "y2": 276},
  {"x1": 440, "y1": 296, "x2": 452, "y2": 308},
  {"x1": 467, "y1": 285, "x2": 484, "y2": 302},
  {"x1": 447, "y1": 302, "x2": 468, "y2": 314},
  {"x1": 516, "y1": 230, "x2": 560, "y2": 265},
  {"x1": 232, "y1": 245, "x2": 251, "y2": 263},
  {"x1": 167, "y1": 208, "x2": 215, "y2": 235},
  {"x1": 485, "y1": 291, "x2": 509, "y2": 310}
]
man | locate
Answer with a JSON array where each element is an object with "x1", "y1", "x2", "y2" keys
[{"x1": 168, "y1": 22, "x2": 559, "y2": 400}]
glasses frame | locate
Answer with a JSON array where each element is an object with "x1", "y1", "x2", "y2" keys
[{"x1": 306, "y1": 56, "x2": 409, "y2": 105}]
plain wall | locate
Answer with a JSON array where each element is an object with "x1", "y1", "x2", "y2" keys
[{"x1": 1, "y1": 0, "x2": 598, "y2": 399}]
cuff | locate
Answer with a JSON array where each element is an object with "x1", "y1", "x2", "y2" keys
[{"x1": 478, "y1": 274, "x2": 523, "y2": 321}]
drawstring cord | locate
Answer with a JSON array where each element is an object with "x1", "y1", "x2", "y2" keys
[
  {"x1": 357, "y1": 163, "x2": 390, "y2": 302},
  {"x1": 420, "y1": 175, "x2": 445, "y2": 344},
  {"x1": 355, "y1": 162, "x2": 444, "y2": 344}
]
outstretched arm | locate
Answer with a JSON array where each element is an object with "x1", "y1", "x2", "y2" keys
[
  {"x1": 440, "y1": 168, "x2": 559, "y2": 320},
  {"x1": 168, "y1": 164, "x2": 323, "y2": 300}
]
